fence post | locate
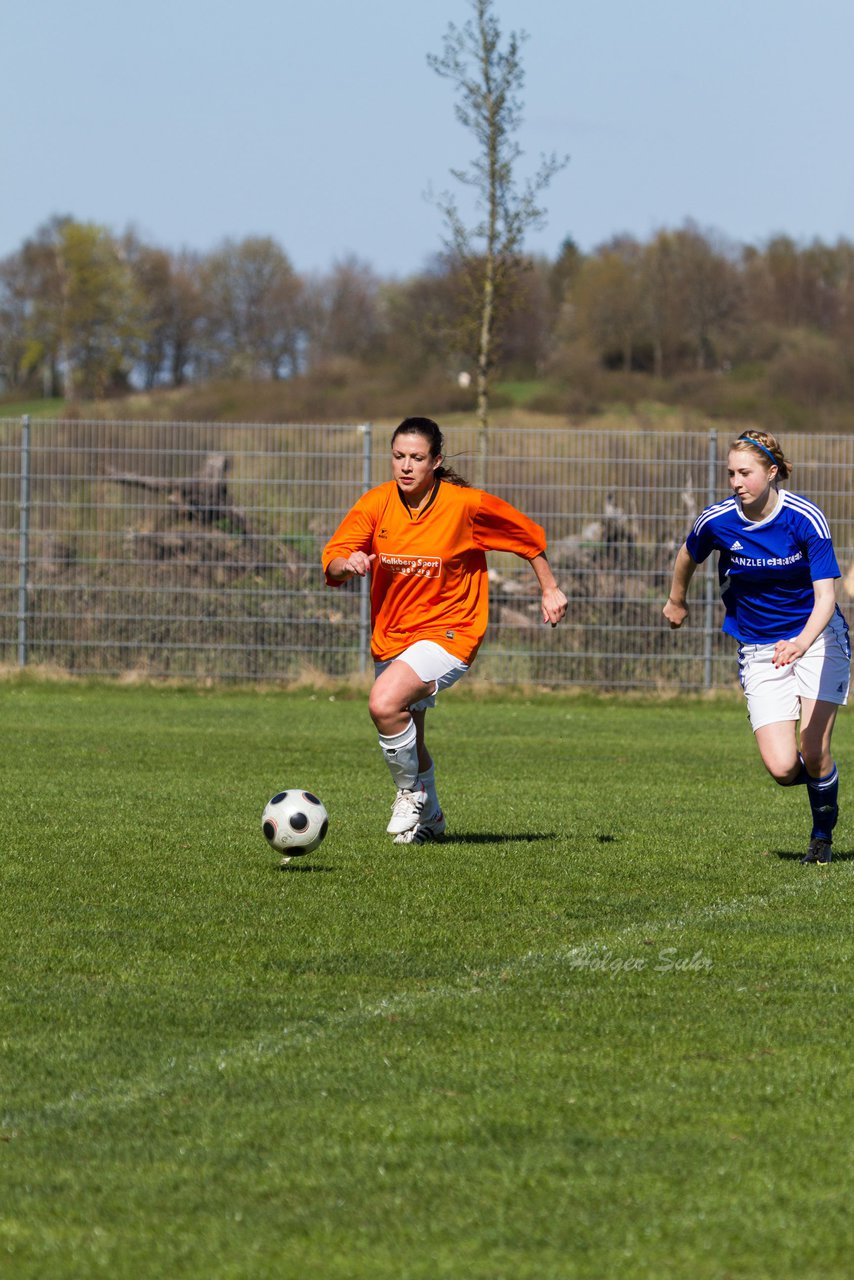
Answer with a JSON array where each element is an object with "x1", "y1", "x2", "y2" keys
[
  {"x1": 17, "y1": 414, "x2": 31, "y2": 668},
  {"x1": 703, "y1": 428, "x2": 718, "y2": 690},
  {"x1": 357, "y1": 422, "x2": 373, "y2": 675}
]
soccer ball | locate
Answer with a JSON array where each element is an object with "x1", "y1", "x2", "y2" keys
[{"x1": 261, "y1": 790, "x2": 329, "y2": 858}]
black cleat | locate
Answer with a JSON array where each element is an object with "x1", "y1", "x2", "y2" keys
[{"x1": 800, "y1": 838, "x2": 832, "y2": 865}]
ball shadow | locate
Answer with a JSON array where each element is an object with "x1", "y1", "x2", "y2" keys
[{"x1": 276, "y1": 862, "x2": 335, "y2": 873}]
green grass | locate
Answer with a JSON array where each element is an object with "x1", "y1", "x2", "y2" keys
[
  {"x1": 1, "y1": 680, "x2": 852, "y2": 1278},
  {"x1": 493, "y1": 378, "x2": 553, "y2": 406},
  {"x1": 0, "y1": 398, "x2": 66, "y2": 420}
]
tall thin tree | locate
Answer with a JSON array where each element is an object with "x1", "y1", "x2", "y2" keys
[{"x1": 428, "y1": 0, "x2": 567, "y2": 482}]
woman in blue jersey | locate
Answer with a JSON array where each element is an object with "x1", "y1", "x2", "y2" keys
[{"x1": 664, "y1": 430, "x2": 850, "y2": 864}]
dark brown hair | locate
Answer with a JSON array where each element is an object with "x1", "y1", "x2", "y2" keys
[{"x1": 391, "y1": 417, "x2": 470, "y2": 487}]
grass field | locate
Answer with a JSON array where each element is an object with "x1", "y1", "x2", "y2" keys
[
  {"x1": 1, "y1": 679, "x2": 852, "y2": 1279},
  {"x1": 0, "y1": 398, "x2": 67, "y2": 421}
]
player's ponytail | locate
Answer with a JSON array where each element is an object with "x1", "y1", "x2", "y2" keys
[
  {"x1": 392, "y1": 417, "x2": 471, "y2": 487},
  {"x1": 732, "y1": 431, "x2": 792, "y2": 481},
  {"x1": 434, "y1": 462, "x2": 470, "y2": 487}
]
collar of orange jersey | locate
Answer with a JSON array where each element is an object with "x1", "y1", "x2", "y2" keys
[{"x1": 396, "y1": 477, "x2": 441, "y2": 518}]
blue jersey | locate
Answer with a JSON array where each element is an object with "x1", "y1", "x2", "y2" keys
[{"x1": 686, "y1": 490, "x2": 842, "y2": 644}]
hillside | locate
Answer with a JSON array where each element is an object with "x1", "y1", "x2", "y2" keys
[{"x1": 5, "y1": 362, "x2": 851, "y2": 437}]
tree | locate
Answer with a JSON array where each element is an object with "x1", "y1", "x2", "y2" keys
[
  {"x1": 548, "y1": 236, "x2": 583, "y2": 315},
  {"x1": 0, "y1": 251, "x2": 31, "y2": 392},
  {"x1": 57, "y1": 221, "x2": 144, "y2": 398},
  {"x1": 497, "y1": 254, "x2": 555, "y2": 376},
  {"x1": 742, "y1": 234, "x2": 854, "y2": 340},
  {"x1": 201, "y1": 237, "x2": 303, "y2": 380},
  {"x1": 571, "y1": 238, "x2": 645, "y2": 371},
  {"x1": 381, "y1": 254, "x2": 469, "y2": 376},
  {"x1": 0, "y1": 216, "x2": 143, "y2": 399},
  {"x1": 9, "y1": 216, "x2": 71, "y2": 397},
  {"x1": 124, "y1": 238, "x2": 174, "y2": 389},
  {"x1": 125, "y1": 238, "x2": 204, "y2": 388},
  {"x1": 641, "y1": 232, "x2": 684, "y2": 379},
  {"x1": 304, "y1": 255, "x2": 384, "y2": 367},
  {"x1": 165, "y1": 250, "x2": 205, "y2": 387},
  {"x1": 429, "y1": 0, "x2": 567, "y2": 481},
  {"x1": 669, "y1": 224, "x2": 742, "y2": 371}
]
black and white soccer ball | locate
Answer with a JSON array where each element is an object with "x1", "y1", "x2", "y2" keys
[{"x1": 261, "y1": 790, "x2": 329, "y2": 858}]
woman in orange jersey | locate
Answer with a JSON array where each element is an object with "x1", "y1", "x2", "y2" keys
[{"x1": 323, "y1": 417, "x2": 568, "y2": 844}]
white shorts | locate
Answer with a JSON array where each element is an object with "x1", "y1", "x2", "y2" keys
[
  {"x1": 738, "y1": 612, "x2": 851, "y2": 732},
  {"x1": 374, "y1": 640, "x2": 469, "y2": 711}
]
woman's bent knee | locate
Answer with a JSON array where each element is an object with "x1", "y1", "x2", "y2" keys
[
  {"x1": 369, "y1": 684, "x2": 418, "y2": 726},
  {"x1": 771, "y1": 762, "x2": 803, "y2": 786},
  {"x1": 368, "y1": 689, "x2": 397, "y2": 724}
]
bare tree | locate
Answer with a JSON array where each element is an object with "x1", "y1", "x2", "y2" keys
[
  {"x1": 428, "y1": 0, "x2": 567, "y2": 482},
  {"x1": 670, "y1": 223, "x2": 742, "y2": 371},
  {"x1": 122, "y1": 237, "x2": 204, "y2": 389},
  {"x1": 201, "y1": 236, "x2": 303, "y2": 380},
  {"x1": 571, "y1": 237, "x2": 645, "y2": 372},
  {"x1": 304, "y1": 255, "x2": 384, "y2": 366}
]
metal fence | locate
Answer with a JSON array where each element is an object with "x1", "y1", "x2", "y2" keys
[{"x1": 2, "y1": 416, "x2": 853, "y2": 690}]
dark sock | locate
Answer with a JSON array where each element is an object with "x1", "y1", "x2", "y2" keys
[{"x1": 806, "y1": 764, "x2": 839, "y2": 842}]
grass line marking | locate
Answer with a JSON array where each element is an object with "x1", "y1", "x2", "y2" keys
[{"x1": 12, "y1": 869, "x2": 843, "y2": 1131}]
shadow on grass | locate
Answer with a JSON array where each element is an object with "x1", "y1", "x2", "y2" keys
[
  {"x1": 773, "y1": 849, "x2": 854, "y2": 862},
  {"x1": 442, "y1": 832, "x2": 557, "y2": 845},
  {"x1": 277, "y1": 862, "x2": 335, "y2": 872}
]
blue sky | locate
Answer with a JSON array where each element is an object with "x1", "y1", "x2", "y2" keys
[{"x1": 2, "y1": 0, "x2": 853, "y2": 276}]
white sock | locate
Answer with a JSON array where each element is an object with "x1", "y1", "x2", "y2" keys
[
  {"x1": 418, "y1": 763, "x2": 440, "y2": 815},
  {"x1": 378, "y1": 719, "x2": 419, "y2": 790}
]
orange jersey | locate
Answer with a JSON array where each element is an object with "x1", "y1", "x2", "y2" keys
[{"x1": 323, "y1": 479, "x2": 547, "y2": 663}]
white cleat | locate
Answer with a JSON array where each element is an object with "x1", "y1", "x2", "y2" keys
[
  {"x1": 386, "y1": 783, "x2": 428, "y2": 835},
  {"x1": 393, "y1": 809, "x2": 447, "y2": 845}
]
